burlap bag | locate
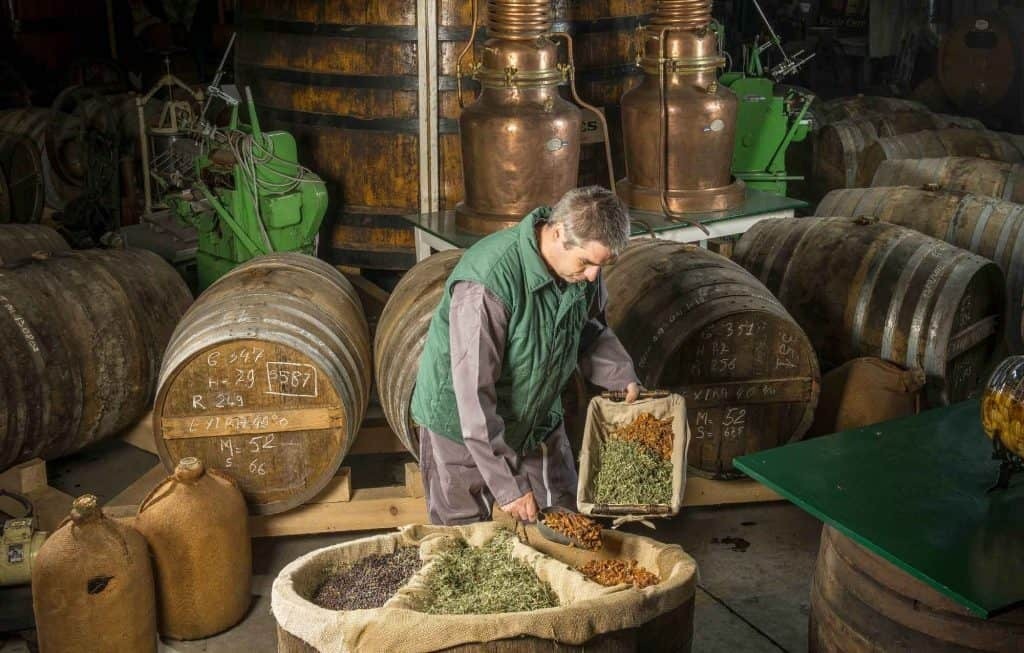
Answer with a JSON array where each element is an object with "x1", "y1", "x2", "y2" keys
[
  {"x1": 577, "y1": 394, "x2": 689, "y2": 520},
  {"x1": 271, "y1": 521, "x2": 697, "y2": 652}
]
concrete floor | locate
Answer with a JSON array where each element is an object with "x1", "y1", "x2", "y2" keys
[{"x1": 3, "y1": 440, "x2": 824, "y2": 652}]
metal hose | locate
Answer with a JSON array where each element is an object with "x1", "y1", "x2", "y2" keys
[{"x1": 487, "y1": 0, "x2": 552, "y2": 39}]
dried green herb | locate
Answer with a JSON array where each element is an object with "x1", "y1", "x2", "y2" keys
[
  {"x1": 592, "y1": 438, "x2": 673, "y2": 505},
  {"x1": 312, "y1": 547, "x2": 423, "y2": 611},
  {"x1": 414, "y1": 531, "x2": 558, "y2": 615}
]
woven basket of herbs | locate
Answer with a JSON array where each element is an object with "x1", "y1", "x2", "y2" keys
[{"x1": 576, "y1": 391, "x2": 689, "y2": 519}]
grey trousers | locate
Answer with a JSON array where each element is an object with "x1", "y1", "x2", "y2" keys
[{"x1": 417, "y1": 423, "x2": 579, "y2": 525}]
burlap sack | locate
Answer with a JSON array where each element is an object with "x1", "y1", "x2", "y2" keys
[
  {"x1": 808, "y1": 357, "x2": 925, "y2": 437},
  {"x1": 577, "y1": 394, "x2": 689, "y2": 519},
  {"x1": 271, "y1": 521, "x2": 697, "y2": 652}
]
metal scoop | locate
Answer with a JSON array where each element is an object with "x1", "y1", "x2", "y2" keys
[{"x1": 535, "y1": 506, "x2": 601, "y2": 549}]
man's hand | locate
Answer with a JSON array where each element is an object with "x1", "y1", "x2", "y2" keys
[
  {"x1": 501, "y1": 490, "x2": 539, "y2": 523},
  {"x1": 624, "y1": 382, "x2": 642, "y2": 403}
]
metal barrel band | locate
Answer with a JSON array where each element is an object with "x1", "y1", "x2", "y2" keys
[{"x1": 474, "y1": 66, "x2": 567, "y2": 89}]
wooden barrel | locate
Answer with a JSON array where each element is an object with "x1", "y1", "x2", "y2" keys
[
  {"x1": 857, "y1": 128, "x2": 1024, "y2": 187},
  {"x1": 0, "y1": 132, "x2": 45, "y2": 224},
  {"x1": 0, "y1": 224, "x2": 68, "y2": 264},
  {"x1": 938, "y1": 14, "x2": 1021, "y2": 120},
  {"x1": 818, "y1": 186, "x2": 1024, "y2": 352},
  {"x1": 818, "y1": 96, "x2": 931, "y2": 125},
  {"x1": 375, "y1": 250, "x2": 463, "y2": 455},
  {"x1": 734, "y1": 217, "x2": 1004, "y2": 405},
  {"x1": 603, "y1": 240, "x2": 820, "y2": 478},
  {"x1": 0, "y1": 249, "x2": 192, "y2": 471},
  {"x1": 154, "y1": 253, "x2": 371, "y2": 515},
  {"x1": 870, "y1": 157, "x2": 1024, "y2": 204},
  {"x1": 810, "y1": 525, "x2": 1024, "y2": 652},
  {"x1": 813, "y1": 114, "x2": 984, "y2": 193},
  {"x1": 374, "y1": 249, "x2": 589, "y2": 458},
  {"x1": 0, "y1": 109, "x2": 82, "y2": 210},
  {"x1": 236, "y1": 0, "x2": 644, "y2": 270}
]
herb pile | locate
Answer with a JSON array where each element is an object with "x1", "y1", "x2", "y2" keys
[
  {"x1": 541, "y1": 511, "x2": 602, "y2": 550},
  {"x1": 578, "y1": 559, "x2": 659, "y2": 588},
  {"x1": 592, "y1": 412, "x2": 674, "y2": 505},
  {"x1": 312, "y1": 547, "x2": 422, "y2": 610},
  {"x1": 414, "y1": 532, "x2": 559, "y2": 614}
]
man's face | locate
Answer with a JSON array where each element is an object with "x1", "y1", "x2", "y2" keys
[{"x1": 546, "y1": 222, "x2": 615, "y2": 284}]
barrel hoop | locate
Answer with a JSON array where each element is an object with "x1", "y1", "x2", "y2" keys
[
  {"x1": 882, "y1": 240, "x2": 939, "y2": 361},
  {"x1": 765, "y1": 220, "x2": 818, "y2": 302},
  {"x1": 1006, "y1": 229, "x2": 1024, "y2": 341},
  {"x1": 922, "y1": 256, "x2": 981, "y2": 401},
  {"x1": 968, "y1": 200, "x2": 997, "y2": 252},
  {"x1": 239, "y1": 15, "x2": 651, "y2": 41},
  {"x1": 836, "y1": 123, "x2": 870, "y2": 187},
  {"x1": 1003, "y1": 164, "x2": 1024, "y2": 201},
  {"x1": 992, "y1": 203, "x2": 1023, "y2": 266},
  {"x1": 905, "y1": 248, "x2": 960, "y2": 370},
  {"x1": 852, "y1": 232, "x2": 908, "y2": 354},
  {"x1": 239, "y1": 62, "x2": 641, "y2": 92},
  {"x1": 255, "y1": 105, "x2": 458, "y2": 135},
  {"x1": 944, "y1": 196, "x2": 974, "y2": 242},
  {"x1": 859, "y1": 188, "x2": 889, "y2": 219}
]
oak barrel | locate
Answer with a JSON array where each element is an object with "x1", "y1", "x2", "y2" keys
[
  {"x1": 0, "y1": 249, "x2": 192, "y2": 471},
  {"x1": 810, "y1": 525, "x2": 1024, "y2": 652},
  {"x1": 856, "y1": 128, "x2": 1024, "y2": 187},
  {"x1": 0, "y1": 109, "x2": 82, "y2": 210},
  {"x1": 870, "y1": 157, "x2": 1024, "y2": 204},
  {"x1": 0, "y1": 224, "x2": 68, "y2": 264},
  {"x1": 154, "y1": 253, "x2": 371, "y2": 515},
  {"x1": 603, "y1": 240, "x2": 820, "y2": 478},
  {"x1": 734, "y1": 217, "x2": 1004, "y2": 405},
  {"x1": 813, "y1": 114, "x2": 984, "y2": 193},
  {"x1": 938, "y1": 13, "x2": 1024, "y2": 125},
  {"x1": 374, "y1": 249, "x2": 589, "y2": 458},
  {"x1": 236, "y1": 1, "x2": 644, "y2": 269},
  {"x1": 375, "y1": 250, "x2": 462, "y2": 455},
  {"x1": 818, "y1": 186, "x2": 1024, "y2": 352},
  {"x1": 818, "y1": 96, "x2": 930, "y2": 124}
]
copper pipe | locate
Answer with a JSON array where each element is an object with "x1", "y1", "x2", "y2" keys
[
  {"x1": 456, "y1": 0, "x2": 481, "y2": 108},
  {"x1": 657, "y1": 27, "x2": 710, "y2": 234},
  {"x1": 651, "y1": 0, "x2": 713, "y2": 29},
  {"x1": 550, "y1": 32, "x2": 616, "y2": 193},
  {"x1": 486, "y1": 0, "x2": 552, "y2": 39}
]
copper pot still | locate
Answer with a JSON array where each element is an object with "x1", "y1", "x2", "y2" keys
[
  {"x1": 455, "y1": 0, "x2": 614, "y2": 235},
  {"x1": 618, "y1": 0, "x2": 745, "y2": 215}
]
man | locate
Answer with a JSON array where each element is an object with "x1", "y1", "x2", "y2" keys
[{"x1": 410, "y1": 186, "x2": 642, "y2": 525}]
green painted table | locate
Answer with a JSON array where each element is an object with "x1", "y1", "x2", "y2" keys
[
  {"x1": 403, "y1": 189, "x2": 807, "y2": 261},
  {"x1": 734, "y1": 400, "x2": 1024, "y2": 618}
]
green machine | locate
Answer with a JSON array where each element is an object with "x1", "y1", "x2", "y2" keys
[
  {"x1": 719, "y1": 0, "x2": 816, "y2": 196},
  {"x1": 170, "y1": 89, "x2": 327, "y2": 290},
  {"x1": 162, "y1": 36, "x2": 327, "y2": 291}
]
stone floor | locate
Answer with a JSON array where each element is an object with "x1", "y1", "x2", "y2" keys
[{"x1": 2, "y1": 440, "x2": 824, "y2": 652}]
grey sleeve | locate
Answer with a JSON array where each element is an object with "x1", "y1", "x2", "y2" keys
[
  {"x1": 578, "y1": 275, "x2": 642, "y2": 390},
  {"x1": 449, "y1": 281, "x2": 533, "y2": 506}
]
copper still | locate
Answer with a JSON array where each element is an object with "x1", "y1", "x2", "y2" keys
[
  {"x1": 618, "y1": 0, "x2": 745, "y2": 216},
  {"x1": 134, "y1": 457, "x2": 251, "y2": 640},
  {"x1": 455, "y1": 0, "x2": 614, "y2": 234}
]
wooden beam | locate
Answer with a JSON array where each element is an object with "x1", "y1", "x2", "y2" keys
[
  {"x1": 404, "y1": 463, "x2": 424, "y2": 498},
  {"x1": 120, "y1": 411, "x2": 158, "y2": 454},
  {"x1": 681, "y1": 477, "x2": 782, "y2": 507},
  {"x1": 0, "y1": 459, "x2": 48, "y2": 494},
  {"x1": 250, "y1": 486, "x2": 428, "y2": 537}
]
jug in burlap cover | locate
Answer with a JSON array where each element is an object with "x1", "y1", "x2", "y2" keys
[
  {"x1": 32, "y1": 494, "x2": 157, "y2": 653},
  {"x1": 135, "y1": 457, "x2": 251, "y2": 639}
]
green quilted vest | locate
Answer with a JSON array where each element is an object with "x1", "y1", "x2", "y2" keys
[{"x1": 410, "y1": 208, "x2": 595, "y2": 453}]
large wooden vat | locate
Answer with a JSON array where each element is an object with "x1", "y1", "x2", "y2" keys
[
  {"x1": 153, "y1": 254, "x2": 371, "y2": 515},
  {"x1": 813, "y1": 114, "x2": 984, "y2": 192},
  {"x1": 856, "y1": 128, "x2": 1024, "y2": 187},
  {"x1": 236, "y1": 0, "x2": 643, "y2": 270},
  {"x1": 603, "y1": 240, "x2": 820, "y2": 478},
  {"x1": 0, "y1": 249, "x2": 191, "y2": 471},
  {"x1": 374, "y1": 249, "x2": 588, "y2": 458},
  {"x1": 818, "y1": 186, "x2": 1024, "y2": 353},
  {"x1": 0, "y1": 224, "x2": 67, "y2": 264},
  {"x1": 734, "y1": 217, "x2": 1004, "y2": 405},
  {"x1": 870, "y1": 157, "x2": 1024, "y2": 204},
  {"x1": 0, "y1": 109, "x2": 83, "y2": 210},
  {"x1": 810, "y1": 525, "x2": 1024, "y2": 652}
]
